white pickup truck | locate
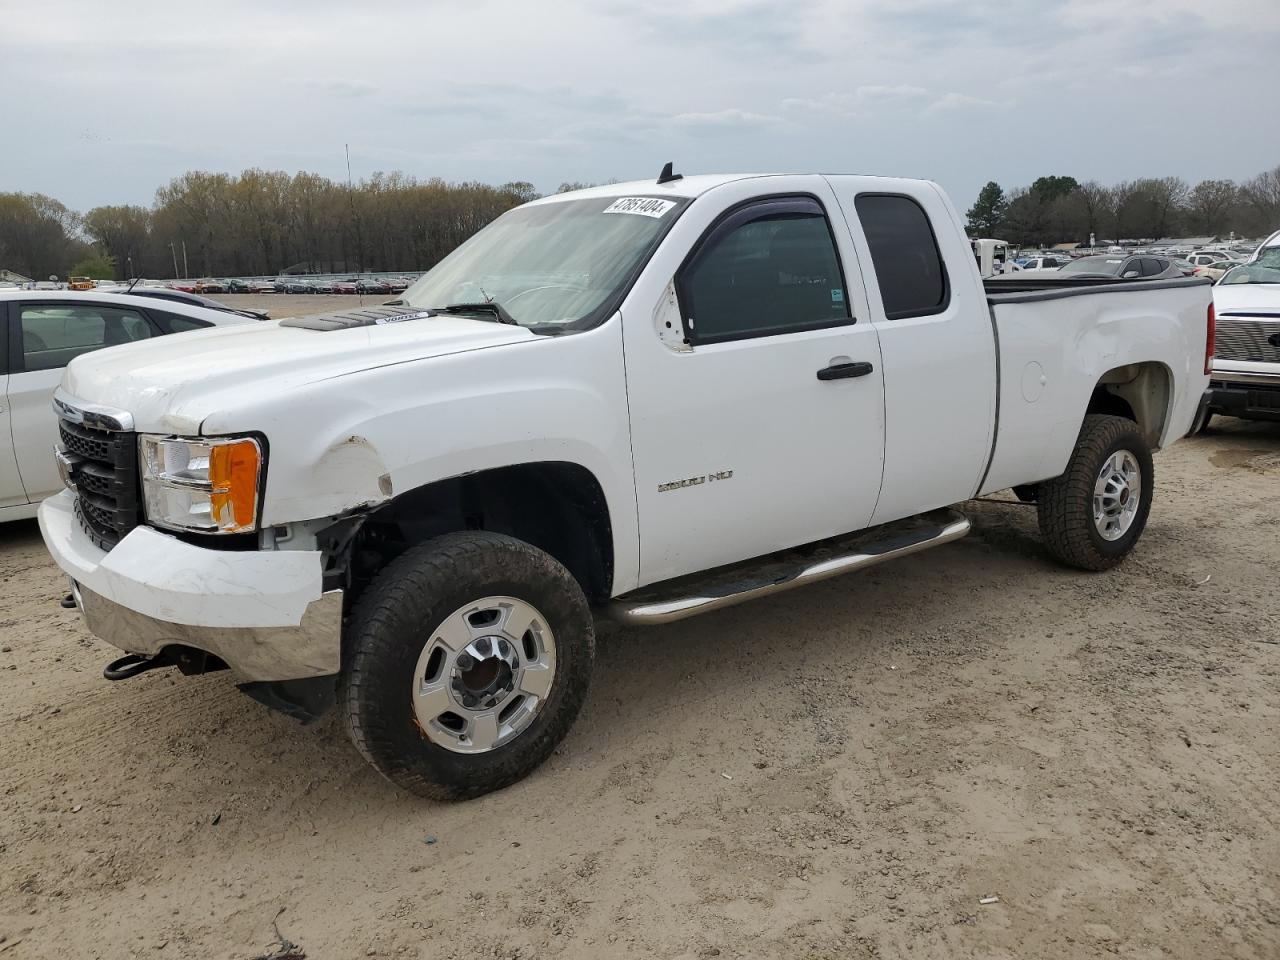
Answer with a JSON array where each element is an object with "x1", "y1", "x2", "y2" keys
[
  {"x1": 1196, "y1": 229, "x2": 1280, "y2": 430},
  {"x1": 39, "y1": 170, "x2": 1214, "y2": 799}
]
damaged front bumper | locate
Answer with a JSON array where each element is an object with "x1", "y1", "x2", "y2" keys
[{"x1": 38, "y1": 490, "x2": 342, "y2": 683}]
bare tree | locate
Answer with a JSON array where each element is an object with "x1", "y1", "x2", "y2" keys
[
  {"x1": 1239, "y1": 165, "x2": 1280, "y2": 236},
  {"x1": 1186, "y1": 180, "x2": 1239, "y2": 236}
]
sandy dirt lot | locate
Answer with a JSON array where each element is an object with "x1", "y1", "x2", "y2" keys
[
  {"x1": 220, "y1": 293, "x2": 390, "y2": 319},
  {"x1": 1, "y1": 419, "x2": 1278, "y2": 959}
]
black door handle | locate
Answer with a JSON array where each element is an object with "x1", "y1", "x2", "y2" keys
[{"x1": 816, "y1": 361, "x2": 874, "y2": 381}]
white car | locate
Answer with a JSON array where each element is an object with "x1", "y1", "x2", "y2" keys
[
  {"x1": 1018, "y1": 256, "x2": 1065, "y2": 271},
  {"x1": 1, "y1": 291, "x2": 256, "y2": 521},
  {"x1": 1187, "y1": 251, "x2": 1242, "y2": 269},
  {"x1": 40, "y1": 172, "x2": 1212, "y2": 799}
]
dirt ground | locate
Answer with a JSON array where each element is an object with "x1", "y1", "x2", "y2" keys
[
  {"x1": 2, "y1": 419, "x2": 1278, "y2": 960},
  {"x1": 221, "y1": 293, "x2": 392, "y2": 319}
]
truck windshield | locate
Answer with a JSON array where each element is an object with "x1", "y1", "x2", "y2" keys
[
  {"x1": 400, "y1": 195, "x2": 687, "y2": 329},
  {"x1": 1220, "y1": 261, "x2": 1280, "y2": 285}
]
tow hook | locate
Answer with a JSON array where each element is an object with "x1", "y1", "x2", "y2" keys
[{"x1": 103, "y1": 653, "x2": 170, "y2": 681}]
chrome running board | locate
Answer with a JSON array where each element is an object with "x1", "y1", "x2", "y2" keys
[{"x1": 607, "y1": 509, "x2": 970, "y2": 626}]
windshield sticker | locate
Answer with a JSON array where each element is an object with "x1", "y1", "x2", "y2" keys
[
  {"x1": 603, "y1": 197, "x2": 677, "y2": 218},
  {"x1": 830, "y1": 288, "x2": 844, "y2": 304},
  {"x1": 1106, "y1": 259, "x2": 1123, "y2": 264},
  {"x1": 374, "y1": 311, "x2": 435, "y2": 325}
]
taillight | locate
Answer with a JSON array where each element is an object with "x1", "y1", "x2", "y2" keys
[{"x1": 1205, "y1": 301, "x2": 1215, "y2": 376}]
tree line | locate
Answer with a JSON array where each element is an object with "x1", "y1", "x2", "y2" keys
[
  {"x1": 965, "y1": 164, "x2": 1280, "y2": 248},
  {"x1": 4, "y1": 163, "x2": 1277, "y2": 281},
  {"x1": 0, "y1": 170, "x2": 543, "y2": 281}
]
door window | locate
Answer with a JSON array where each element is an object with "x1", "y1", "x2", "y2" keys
[
  {"x1": 1140, "y1": 258, "x2": 1166, "y2": 277},
  {"x1": 854, "y1": 194, "x2": 949, "y2": 319},
  {"x1": 677, "y1": 197, "x2": 850, "y2": 344},
  {"x1": 18, "y1": 304, "x2": 153, "y2": 372}
]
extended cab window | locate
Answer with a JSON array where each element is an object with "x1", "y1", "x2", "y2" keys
[
  {"x1": 19, "y1": 304, "x2": 152, "y2": 372},
  {"x1": 854, "y1": 194, "x2": 949, "y2": 320},
  {"x1": 677, "y1": 197, "x2": 849, "y2": 344}
]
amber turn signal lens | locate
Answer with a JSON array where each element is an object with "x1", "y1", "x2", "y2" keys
[{"x1": 209, "y1": 439, "x2": 261, "y2": 532}]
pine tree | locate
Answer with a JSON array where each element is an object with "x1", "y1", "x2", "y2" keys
[{"x1": 966, "y1": 181, "x2": 1008, "y2": 237}]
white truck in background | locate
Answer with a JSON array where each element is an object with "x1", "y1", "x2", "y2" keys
[
  {"x1": 1196, "y1": 229, "x2": 1280, "y2": 430},
  {"x1": 40, "y1": 170, "x2": 1213, "y2": 799}
]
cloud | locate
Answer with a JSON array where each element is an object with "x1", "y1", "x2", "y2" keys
[
  {"x1": 0, "y1": 0, "x2": 1276, "y2": 216},
  {"x1": 671, "y1": 108, "x2": 781, "y2": 128},
  {"x1": 923, "y1": 92, "x2": 1004, "y2": 114},
  {"x1": 855, "y1": 84, "x2": 929, "y2": 102},
  {"x1": 295, "y1": 79, "x2": 377, "y2": 99}
]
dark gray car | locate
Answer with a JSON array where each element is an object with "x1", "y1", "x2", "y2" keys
[{"x1": 1058, "y1": 254, "x2": 1182, "y2": 280}]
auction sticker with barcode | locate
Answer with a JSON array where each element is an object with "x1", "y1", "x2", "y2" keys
[{"x1": 603, "y1": 197, "x2": 677, "y2": 218}]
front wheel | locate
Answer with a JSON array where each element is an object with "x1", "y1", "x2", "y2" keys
[
  {"x1": 340, "y1": 532, "x2": 594, "y2": 800},
  {"x1": 1037, "y1": 415, "x2": 1154, "y2": 571}
]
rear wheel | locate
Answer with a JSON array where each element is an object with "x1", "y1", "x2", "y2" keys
[
  {"x1": 340, "y1": 532, "x2": 594, "y2": 800},
  {"x1": 1037, "y1": 415, "x2": 1154, "y2": 571}
]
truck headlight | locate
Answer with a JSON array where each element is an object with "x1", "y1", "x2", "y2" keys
[{"x1": 139, "y1": 435, "x2": 263, "y2": 534}]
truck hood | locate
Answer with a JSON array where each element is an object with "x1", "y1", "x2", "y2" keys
[
  {"x1": 1213, "y1": 283, "x2": 1280, "y2": 316},
  {"x1": 61, "y1": 312, "x2": 538, "y2": 434}
]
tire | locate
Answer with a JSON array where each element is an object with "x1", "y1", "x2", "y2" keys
[
  {"x1": 340, "y1": 532, "x2": 594, "y2": 800},
  {"x1": 1037, "y1": 414, "x2": 1154, "y2": 571}
]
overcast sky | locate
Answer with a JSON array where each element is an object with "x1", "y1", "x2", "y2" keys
[{"x1": 3, "y1": 0, "x2": 1278, "y2": 212}]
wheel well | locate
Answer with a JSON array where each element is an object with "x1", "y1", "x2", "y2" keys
[
  {"x1": 1088, "y1": 362, "x2": 1171, "y2": 449},
  {"x1": 344, "y1": 462, "x2": 614, "y2": 605}
]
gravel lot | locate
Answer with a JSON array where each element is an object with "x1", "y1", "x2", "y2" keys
[
  {"x1": 1, "y1": 419, "x2": 1277, "y2": 959},
  {"x1": 220, "y1": 293, "x2": 389, "y2": 319}
]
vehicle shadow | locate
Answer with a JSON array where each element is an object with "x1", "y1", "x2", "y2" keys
[{"x1": 0, "y1": 516, "x2": 43, "y2": 548}]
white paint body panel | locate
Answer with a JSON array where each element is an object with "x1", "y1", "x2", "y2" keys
[
  {"x1": 0, "y1": 373, "x2": 26, "y2": 509},
  {"x1": 981, "y1": 287, "x2": 1210, "y2": 493},
  {"x1": 38, "y1": 174, "x2": 1212, "y2": 626}
]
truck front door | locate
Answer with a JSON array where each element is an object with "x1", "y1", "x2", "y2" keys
[{"x1": 623, "y1": 179, "x2": 887, "y2": 587}]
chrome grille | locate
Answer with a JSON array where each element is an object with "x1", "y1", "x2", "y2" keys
[
  {"x1": 1215, "y1": 314, "x2": 1280, "y2": 363},
  {"x1": 58, "y1": 419, "x2": 141, "y2": 550}
]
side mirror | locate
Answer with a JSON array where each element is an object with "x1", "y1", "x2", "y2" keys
[{"x1": 1122, "y1": 270, "x2": 1140, "y2": 279}]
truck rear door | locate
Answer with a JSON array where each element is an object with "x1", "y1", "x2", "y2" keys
[
  {"x1": 622, "y1": 176, "x2": 887, "y2": 587},
  {"x1": 824, "y1": 178, "x2": 998, "y2": 525}
]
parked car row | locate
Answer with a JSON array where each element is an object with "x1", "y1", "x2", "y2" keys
[
  {"x1": 270, "y1": 276, "x2": 412, "y2": 294},
  {"x1": 99, "y1": 276, "x2": 416, "y2": 296}
]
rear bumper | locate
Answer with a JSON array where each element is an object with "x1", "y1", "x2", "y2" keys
[
  {"x1": 38, "y1": 491, "x2": 342, "y2": 682},
  {"x1": 1206, "y1": 378, "x2": 1280, "y2": 423}
]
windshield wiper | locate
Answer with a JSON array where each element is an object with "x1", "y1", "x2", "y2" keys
[{"x1": 432, "y1": 301, "x2": 519, "y2": 325}]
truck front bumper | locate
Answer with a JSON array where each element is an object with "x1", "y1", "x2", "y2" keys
[{"x1": 38, "y1": 490, "x2": 342, "y2": 682}]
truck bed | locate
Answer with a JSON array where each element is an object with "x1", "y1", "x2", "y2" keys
[
  {"x1": 984, "y1": 275, "x2": 1211, "y2": 299},
  {"x1": 978, "y1": 275, "x2": 1212, "y2": 496}
]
